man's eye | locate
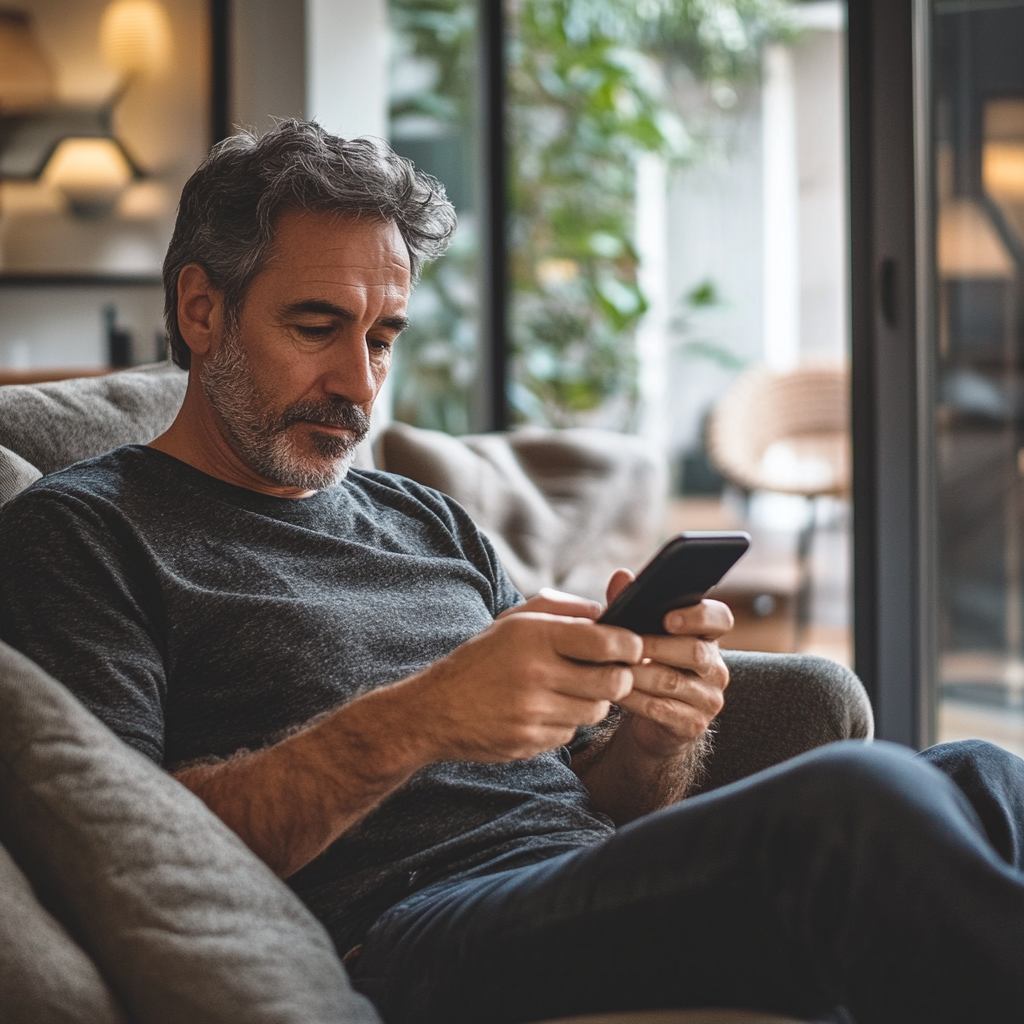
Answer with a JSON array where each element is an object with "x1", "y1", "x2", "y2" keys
[
  {"x1": 296, "y1": 324, "x2": 333, "y2": 339},
  {"x1": 369, "y1": 338, "x2": 394, "y2": 352}
]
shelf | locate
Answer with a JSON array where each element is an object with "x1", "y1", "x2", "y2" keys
[{"x1": 0, "y1": 273, "x2": 162, "y2": 288}]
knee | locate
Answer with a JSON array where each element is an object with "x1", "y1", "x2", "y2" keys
[
  {"x1": 722, "y1": 651, "x2": 874, "y2": 745},
  {"x1": 776, "y1": 741, "x2": 955, "y2": 827},
  {"x1": 743, "y1": 743, "x2": 998, "y2": 908}
]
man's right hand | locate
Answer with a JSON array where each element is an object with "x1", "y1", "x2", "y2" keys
[
  {"x1": 402, "y1": 609, "x2": 643, "y2": 764},
  {"x1": 175, "y1": 596, "x2": 642, "y2": 878}
]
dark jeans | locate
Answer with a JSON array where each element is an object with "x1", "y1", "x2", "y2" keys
[{"x1": 350, "y1": 739, "x2": 1024, "y2": 1024}]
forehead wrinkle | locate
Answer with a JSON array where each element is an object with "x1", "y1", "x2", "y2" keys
[{"x1": 279, "y1": 299, "x2": 356, "y2": 322}]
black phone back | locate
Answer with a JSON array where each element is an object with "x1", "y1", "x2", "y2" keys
[{"x1": 597, "y1": 531, "x2": 750, "y2": 635}]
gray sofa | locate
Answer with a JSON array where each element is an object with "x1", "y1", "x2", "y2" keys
[{"x1": 0, "y1": 365, "x2": 873, "y2": 1024}]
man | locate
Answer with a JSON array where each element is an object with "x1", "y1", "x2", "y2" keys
[{"x1": 1, "y1": 120, "x2": 1023, "y2": 1024}]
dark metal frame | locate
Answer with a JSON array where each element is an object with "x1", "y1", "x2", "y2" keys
[
  {"x1": 210, "y1": 0, "x2": 231, "y2": 146},
  {"x1": 478, "y1": 0, "x2": 509, "y2": 432},
  {"x1": 849, "y1": 0, "x2": 935, "y2": 747}
]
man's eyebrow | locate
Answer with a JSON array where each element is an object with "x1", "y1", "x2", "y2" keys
[{"x1": 281, "y1": 300, "x2": 409, "y2": 332}]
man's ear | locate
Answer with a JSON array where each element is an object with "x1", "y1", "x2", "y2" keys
[{"x1": 177, "y1": 264, "x2": 225, "y2": 358}]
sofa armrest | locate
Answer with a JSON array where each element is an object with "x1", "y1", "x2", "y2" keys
[{"x1": 693, "y1": 652, "x2": 874, "y2": 795}]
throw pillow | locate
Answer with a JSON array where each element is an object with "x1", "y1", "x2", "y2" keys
[
  {"x1": 0, "y1": 839, "x2": 125, "y2": 1024},
  {"x1": 0, "y1": 641, "x2": 381, "y2": 1024},
  {"x1": 0, "y1": 363, "x2": 187, "y2": 474},
  {"x1": 0, "y1": 445, "x2": 41, "y2": 507}
]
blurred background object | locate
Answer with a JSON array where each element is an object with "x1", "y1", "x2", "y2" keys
[
  {"x1": 0, "y1": 8, "x2": 55, "y2": 112},
  {"x1": 927, "y1": 3, "x2": 1024, "y2": 757},
  {"x1": 0, "y1": 0, "x2": 207, "y2": 370},
  {"x1": 708, "y1": 364, "x2": 849, "y2": 650}
]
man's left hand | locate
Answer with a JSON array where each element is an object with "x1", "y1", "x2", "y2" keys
[{"x1": 605, "y1": 569, "x2": 733, "y2": 760}]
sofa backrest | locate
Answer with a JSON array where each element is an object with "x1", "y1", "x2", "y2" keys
[
  {"x1": 376, "y1": 422, "x2": 667, "y2": 599},
  {"x1": 0, "y1": 362, "x2": 188, "y2": 478}
]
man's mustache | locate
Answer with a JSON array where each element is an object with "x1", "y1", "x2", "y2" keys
[{"x1": 281, "y1": 399, "x2": 370, "y2": 436}]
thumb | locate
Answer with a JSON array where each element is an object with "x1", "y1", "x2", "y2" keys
[{"x1": 605, "y1": 568, "x2": 635, "y2": 607}]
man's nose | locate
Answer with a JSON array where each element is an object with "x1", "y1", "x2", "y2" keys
[{"x1": 323, "y1": 336, "x2": 379, "y2": 406}]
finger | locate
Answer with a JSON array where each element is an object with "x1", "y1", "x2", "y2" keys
[
  {"x1": 547, "y1": 661, "x2": 634, "y2": 703},
  {"x1": 549, "y1": 619, "x2": 644, "y2": 666},
  {"x1": 663, "y1": 599, "x2": 734, "y2": 639},
  {"x1": 617, "y1": 689, "x2": 712, "y2": 742},
  {"x1": 497, "y1": 589, "x2": 603, "y2": 621},
  {"x1": 540, "y1": 692, "x2": 616, "y2": 729},
  {"x1": 605, "y1": 568, "x2": 634, "y2": 606},
  {"x1": 641, "y1": 635, "x2": 728, "y2": 681},
  {"x1": 630, "y1": 661, "x2": 727, "y2": 717}
]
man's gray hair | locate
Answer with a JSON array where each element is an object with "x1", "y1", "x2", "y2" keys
[{"x1": 162, "y1": 119, "x2": 457, "y2": 370}]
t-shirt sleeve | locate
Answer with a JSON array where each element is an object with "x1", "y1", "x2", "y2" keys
[
  {"x1": 0, "y1": 488, "x2": 167, "y2": 763},
  {"x1": 435, "y1": 491, "x2": 524, "y2": 618},
  {"x1": 478, "y1": 528, "x2": 524, "y2": 617}
]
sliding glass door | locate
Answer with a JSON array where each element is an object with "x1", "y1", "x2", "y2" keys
[
  {"x1": 851, "y1": 0, "x2": 1024, "y2": 751},
  {"x1": 929, "y1": 0, "x2": 1024, "y2": 756}
]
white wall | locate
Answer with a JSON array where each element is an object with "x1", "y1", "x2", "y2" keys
[
  {"x1": 663, "y1": 95, "x2": 766, "y2": 456},
  {"x1": 762, "y1": 42, "x2": 801, "y2": 372},
  {"x1": 306, "y1": 0, "x2": 388, "y2": 140},
  {"x1": 794, "y1": 16, "x2": 847, "y2": 364},
  {"x1": 0, "y1": 286, "x2": 165, "y2": 368}
]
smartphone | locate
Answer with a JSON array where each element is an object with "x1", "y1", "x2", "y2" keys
[{"x1": 597, "y1": 531, "x2": 750, "y2": 635}]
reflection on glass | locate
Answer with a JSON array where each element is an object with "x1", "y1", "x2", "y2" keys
[{"x1": 933, "y1": 1, "x2": 1024, "y2": 756}]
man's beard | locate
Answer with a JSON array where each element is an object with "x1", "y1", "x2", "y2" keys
[{"x1": 199, "y1": 326, "x2": 370, "y2": 491}]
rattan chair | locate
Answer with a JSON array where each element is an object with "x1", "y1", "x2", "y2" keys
[{"x1": 707, "y1": 365, "x2": 850, "y2": 646}]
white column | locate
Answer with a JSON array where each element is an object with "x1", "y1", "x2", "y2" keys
[
  {"x1": 306, "y1": 0, "x2": 389, "y2": 140},
  {"x1": 306, "y1": 0, "x2": 392, "y2": 433},
  {"x1": 635, "y1": 153, "x2": 670, "y2": 451},
  {"x1": 761, "y1": 43, "x2": 801, "y2": 372}
]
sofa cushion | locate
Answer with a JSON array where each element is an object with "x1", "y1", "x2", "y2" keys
[
  {"x1": 375, "y1": 422, "x2": 667, "y2": 600},
  {"x1": 0, "y1": 839, "x2": 125, "y2": 1024},
  {"x1": 0, "y1": 363, "x2": 188, "y2": 474},
  {"x1": 0, "y1": 444, "x2": 41, "y2": 507},
  {"x1": 0, "y1": 640, "x2": 381, "y2": 1024}
]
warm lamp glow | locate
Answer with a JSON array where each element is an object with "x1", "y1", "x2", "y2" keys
[
  {"x1": 43, "y1": 138, "x2": 133, "y2": 217},
  {"x1": 984, "y1": 142, "x2": 1024, "y2": 199},
  {"x1": 118, "y1": 180, "x2": 169, "y2": 219},
  {"x1": 938, "y1": 198, "x2": 1014, "y2": 279},
  {"x1": 100, "y1": 0, "x2": 173, "y2": 78}
]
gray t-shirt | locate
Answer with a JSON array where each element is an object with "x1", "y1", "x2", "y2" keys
[{"x1": 0, "y1": 446, "x2": 614, "y2": 949}]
